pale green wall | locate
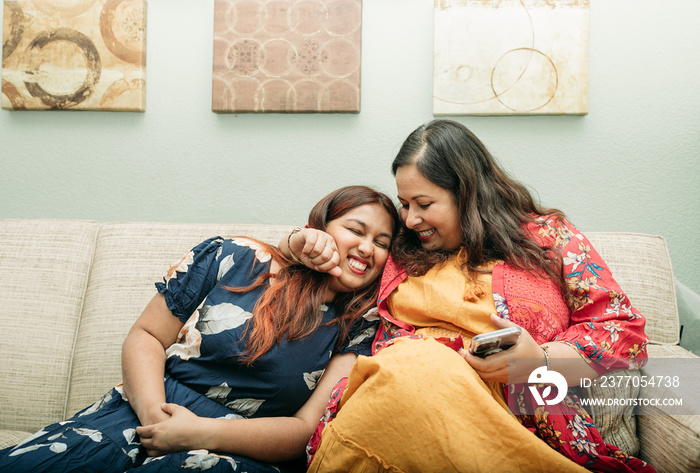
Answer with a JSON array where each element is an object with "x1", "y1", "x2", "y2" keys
[{"x1": 1, "y1": 0, "x2": 699, "y2": 294}]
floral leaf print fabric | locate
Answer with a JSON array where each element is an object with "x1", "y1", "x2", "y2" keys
[
  {"x1": 530, "y1": 217, "x2": 650, "y2": 372},
  {"x1": 136, "y1": 449, "x2": 288, "y2": 473},
  {"x1": 166, "y1": 308, "x2": 204, "y2": 360},
  {"x1": 232, "y1": 237, "x2": 272, "y2": 263},
  {"x1": 197, "y1": 303, "x2": 253, "y2": 335},
  {"x1": 78, "y1": 386, "x2": 118, "y2": 417},
  {"x1": 164, "y1": 251, "x2": 195, "y2": 282},
  {"x1": 303, "y1": 370, "x2": 325, "y2": 390},
  {"x1": 510, "y1": 387, "x2": 653, "y2": 472},
  {"x1": 159, "y1": 238, "x2": 357, "y2": 419},
  {"x1": 7, "y1": 429, "x2": 68, "y2": 456},
  {"x1": 157, "y1": 237, "x2": 227, "y2": 323},
  {"x1": 216, "y1": 254, "x2": 236, "y2": 282},
  {"x1": 345, "y1": 324, "x2": 378, "y2": 348},
  {"x1": 227, "y1": 398, "x2": 265, "y2": 417}
]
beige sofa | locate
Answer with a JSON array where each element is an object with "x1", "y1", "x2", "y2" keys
[{"x1": 0, "y1": 219, "x2": 698, "y2": 472}]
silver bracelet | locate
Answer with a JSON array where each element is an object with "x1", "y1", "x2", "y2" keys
[
  {"x1": 541, "y1": 344, "x2": 550, "y2": 370},
  {"x1": 287, "y1": 227, "x2": 303, "y2": 264}
]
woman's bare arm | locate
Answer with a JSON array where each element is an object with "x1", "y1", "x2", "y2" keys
[
  {"x1": 121, "y1": 293, "x2": 184, "y2": 426},
  {"x1": 135, "y1": 352, "x2": 357, "y2": 461}
]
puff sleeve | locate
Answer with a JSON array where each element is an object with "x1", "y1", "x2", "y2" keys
[{"x1": 155, "y1": 237, "x2": 227, "y2": 323}]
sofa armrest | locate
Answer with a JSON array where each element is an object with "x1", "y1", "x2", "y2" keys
[{"x1": 637, "y1": 344, "x2": 700, "y2": 473}]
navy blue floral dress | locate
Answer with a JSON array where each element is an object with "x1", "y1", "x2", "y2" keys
[{"x1": 0, "y1": 237, "x2": 377, "y2": 473}]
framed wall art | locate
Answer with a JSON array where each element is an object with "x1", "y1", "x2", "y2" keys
[
  {"x1": 433, "y1": 0, "x2": 589, "y2": 116},
  {"x1": 2, "y1": 0, "x2": 147, "y2": 111},
  {"x1": 212, "y1": 0, "x2": 362, "y2": 113}
]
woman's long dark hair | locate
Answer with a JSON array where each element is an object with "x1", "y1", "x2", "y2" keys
[
  {"x1": 237, "y1": 186, "x2": 399, "y2": 365},
  {"x1": 391, "y1": 119, "x2": 567, "y2": 297}
]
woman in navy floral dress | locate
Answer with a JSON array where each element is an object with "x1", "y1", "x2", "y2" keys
[{"x1": 0, "y1": 185, "x2": 399, "y2": 473}]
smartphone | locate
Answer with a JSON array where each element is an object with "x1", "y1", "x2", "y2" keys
[{"x1": 469, "y1": 326, "x2": 522, "y2": 358}]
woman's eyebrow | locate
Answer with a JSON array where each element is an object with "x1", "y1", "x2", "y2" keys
[
  {"x1": 348, "y1": 218, "x2": 366, "y2": 228},
  {"x1": 348, "y1": 219, "x2": 393, "y2": 240},
  {"x1": 398, "y1": 194, "x2": 432, "y2": 201}
]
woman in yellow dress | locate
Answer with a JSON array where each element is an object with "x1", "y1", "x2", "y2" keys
[{"x1": 286, "y1": 120, "x2": 654, "y2": 473}]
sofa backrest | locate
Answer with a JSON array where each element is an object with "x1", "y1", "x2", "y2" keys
[
  {"x1": 0, "y1": 220, "x2": 681, "y2": 435},
  {"x1": 66, "y1": 222, "x2": 293, "y2": 417},
  {"x1": 0, "y1": 219, "x2": 99, "y2": 433},
  {"x1": 65, "y1": 228, "x2": 679, "y2": 416}
]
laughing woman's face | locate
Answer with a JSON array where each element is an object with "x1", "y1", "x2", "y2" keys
[
  {"x1": 395, "y1": 164, "x2": 462, "y2": 252},
  {"x1": 324, "y1": 203, "x2": 393, "y2": 299}
]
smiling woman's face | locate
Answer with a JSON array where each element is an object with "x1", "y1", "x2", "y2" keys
[
  {"x1": 395, "y1": 164, "x2": 462, "y2": 252},
  {"x1": 324, "y1": 203, "x2": 393, "y2": 298}
]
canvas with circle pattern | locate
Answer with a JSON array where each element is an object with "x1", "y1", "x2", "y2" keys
[
  {"x1": 2, "y1": 0, "x2": 146, "y2": 111},
  {"x1": 212, "y1": 0, "x2": 362, "y2": 113},
  {"x1": 433, "y1": 0, "x2": 589, "y2": 116}
]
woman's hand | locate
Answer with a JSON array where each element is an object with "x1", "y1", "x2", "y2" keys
[
  {"x1": 136, "y1": 403, "x2": 198, "y2": 457},
  {"x1": 287, "y1": 228, "x2": 342, "y2": 277},
  {"x1": 460, "y1": 314, "x2": 545, "y2": 384},
  {"x1": 460, "y1": 314, "x2": 600, "y2": 386}
]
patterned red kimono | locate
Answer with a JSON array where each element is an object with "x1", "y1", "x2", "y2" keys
[{"x1": 309, "y1": 217, "x2": 654, "y2": 472}]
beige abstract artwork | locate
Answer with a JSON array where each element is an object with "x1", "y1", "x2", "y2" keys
[
  {"x1": 433, "y1": 0, "x2": 589, "y2": 116},
  {"x1": 212, "y1": 0, "x2": 362, "y2": 113},
  {"x1": 2, "y1": 0, "x2": 147, "y2": 111}
]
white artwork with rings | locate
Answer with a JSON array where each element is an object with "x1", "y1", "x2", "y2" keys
[{"x1": 433, "y1": 0, "x2": 589, "y2": 116}]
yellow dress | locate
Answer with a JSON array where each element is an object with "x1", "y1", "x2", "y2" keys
[{"x1": 308, "y1": 256, "x2": 588, "y2": 473}]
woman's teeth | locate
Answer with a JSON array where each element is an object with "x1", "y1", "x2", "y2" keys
[
  {"x1": 418, "y1": 229, "x2": 435, "y2": 238},
  {"x1": 348, "y1": 259, "x2": 368, "y2": 271}
]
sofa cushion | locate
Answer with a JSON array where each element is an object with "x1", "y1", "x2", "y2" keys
[
  {"x1": 586, "y1": 233, "x2": 679, "y2": 345},
  {"x1": 0, "y1": 219, "x2": 98, "y2": 433},
  {"x1": 638, "y1": 413, "x2": 700, "y2": 473},
  {"x1": 0, "y1": 430, "x2": 34, "y2": 450},
  {"x1": 638, "y1": 344, "x2": 699, "y2": 472},
  {"x1": 572, "y1": 369, "x2": 641, "y2": 457},
  {"x1": 67, "y1": 222, "x2": 293, "y2": 415}
]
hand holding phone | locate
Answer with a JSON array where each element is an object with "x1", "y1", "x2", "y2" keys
[{"x1": 469, "y1": 326, "x2": 522, "y2": 358}]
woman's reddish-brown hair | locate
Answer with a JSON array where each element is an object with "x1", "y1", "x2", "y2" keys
[{"x1": 235, "y1": 185, "x2": 399, "y2": 365}]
